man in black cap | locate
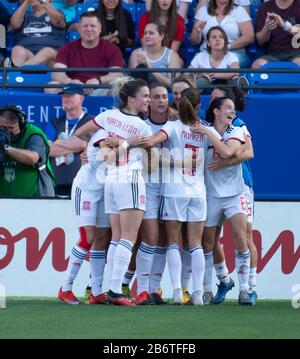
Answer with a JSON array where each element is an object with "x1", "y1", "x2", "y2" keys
[
  {"x1": 0, "y1": 104, "x2": 55, "y2": 197},
  {"x1": 47, "y1": 84, "x2": 94, "y2": 197}
]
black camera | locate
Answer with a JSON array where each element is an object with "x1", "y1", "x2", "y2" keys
[{"x1": 0, "y1": 126, "x2": 11, "y2": 164}]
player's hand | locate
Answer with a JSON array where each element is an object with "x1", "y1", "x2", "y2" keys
[
  {"x1": 80, "y1": 149, "x2": 88, "y2": 165},
  {"x1": 190, "y1": 122, "x2": 208, "y2": 134},
  {"x1": 105, "y1": 134, "x2": 120, "y2": 148}
]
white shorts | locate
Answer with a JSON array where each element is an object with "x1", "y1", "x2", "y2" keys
[
  {"x1": 143, "y1": 186, "x2": 161, "y2": 220},
  {"x1": 71, "y1": 184, "x2": 110, "y2": 228},
  {"x1": 205, "y1": 193, "x2": 247, "y2": 228},
  {"x1": 244, "y1": 185, "x2": 254, "y2": 224},
  {"x1": 105, "y1": 171, "x2": 146, "y2": 214},
  {"x1": 160, "y1": 196, "x2": 207, "y2": 222}
]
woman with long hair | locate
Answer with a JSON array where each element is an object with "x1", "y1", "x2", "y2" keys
[
  {"x1": 75, "y1": 77, "x2": 153, "y2": 306},
  {"x1": 138, "y1": 0, "x2": 185, "y2": 52},
  {"x1": 191, "y1": 96, "x2": 252, "y2": 305},
  {"x1": 190, "y1": 0, "x2": 254, "y2": 67},
  {"x1": 189, "y1": 26, "x2": 240, "y2": 92},
  {"x1": 129, "y1": 22, "x2": 182, "y2": 87},
  {"x1": 97, "y1": 0, "x2": 135, "y2": 54}
]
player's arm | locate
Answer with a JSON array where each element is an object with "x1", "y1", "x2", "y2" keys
[
  {"x1": 208, "y1": 135, "x2": 254, "y2": 170},
  {"x1": 75, "y1": 120, "x2": 99, "y2": 141}
]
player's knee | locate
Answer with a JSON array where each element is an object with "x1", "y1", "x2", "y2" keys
[{"x1": 77, "y1": 226, "x2": 93, "y2": 250}]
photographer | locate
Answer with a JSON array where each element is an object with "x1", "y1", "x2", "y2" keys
[{"x1": 0, "y1": 105, "x2": 55, "y2": 197}]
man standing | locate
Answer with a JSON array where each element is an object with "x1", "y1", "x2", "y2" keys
[
  {"x1": 47, "y1": 84, "x2": 93, "y2": 197},
  {"x1": 0, "y1": 104, "x2": 55, "y2": 197},
  {"x1": 46, "y1": 10, "x2": 124, "y2": 95}
]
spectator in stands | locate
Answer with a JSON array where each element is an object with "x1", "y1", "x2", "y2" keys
[
  {"x1": 252, "y1": 0, "x2": 300, "y2": 68},
  {"x1": 146, "y1": 0, "x2": 193, "y2": 18},
  {"x1": 45, "y1": 10, "x2": 124, "y2": 95},
  {"x1": 190, "y1": 0, "x2": 254, "y2": 68},
  {"x1": 196, "y1": 0, "x2": 250, "y2": 14},
  {"x1": 52, "y1": 0, "x2": 81, "y2": 28},
  {"x1": 0, "y1": 104, "x2": 55, "y2": 197},
  {"x1": 138, "y1": 0, "x2": 185, "y2": 52},
  {"x1": 0, "y1": 2, "x2": 11, "y2": 66},
  {"x1": 189, "y1": 26, "x2": 240, "y2": 92},
  {"x1": 97, "y1": 0, "x2": 135, "y2": 56},
  {"x1": 129, "y1": 22, "x2": 182, "y2": 87},
  {"x1": 47, "y1": 84, "x2": 93, "y2": 197},
  {"x1": 9, "y1": 0, "x2": 66, "y2": 67}
]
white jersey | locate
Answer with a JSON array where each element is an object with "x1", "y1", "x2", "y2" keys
[
  {"x1": 205, "y1": 125, "x2": 245, "y2": 197},
  {"x1": 144, "y1": 117, "x2": 168, "y2": 194},
  {"x1": 160, "y1": 119, "x2": 208, "y2": 198},
  {"x1": 73, "y1": 129, "x2": 106, "y2": 191},
  {"x1": 94, "y1": 109, "x2": 152, "y2": 176}
]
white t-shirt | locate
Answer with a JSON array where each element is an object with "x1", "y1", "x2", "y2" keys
[
  {"x1": 195, "y1": 5, "x2": 251, "y2": 52},
  {"x1": 94, "y1": 109, "x2": 152, "y2": 176},
  {"x1": 190, "y1": 51, "x2": 239, "y2": 68},
  {"x1": 160, "y1": 119, "x2": 209, "y2": 198},
  {"x1": 205, "y1": 125, "x2": 245, "y2": 197},
  {"x1": 73, "y1": 129, "x2": 106, "y2": 192},
  {"x1": 144, "y1": 117, "x2": 168, "y2": 193}
]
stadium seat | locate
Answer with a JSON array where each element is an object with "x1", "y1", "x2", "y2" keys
[
  {"x1": 65, "y1": 31, "x2": 80, "y2": 43},
  {"x1": 122, "y1": 2, "x2": 136, "y2": 23},
  {"x1": 247, "y1": 62, "x2": 300, "y2": 92},
  {"x1": 2, "y1": 0, "x2": 19, "y2": 14},
  {"x1": 6, "y1": 65, "x2": 51, "y2": 92},
  {"x1": 74, "y1": 1, "x2": 98, "y2": 22},
  {"x1": 135, "y1": 2, "x2": 146, "y2": 24}
]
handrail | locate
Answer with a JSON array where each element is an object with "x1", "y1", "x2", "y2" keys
[{"x1": 1, "y1": 66, "x2": 300, "y2": 91}]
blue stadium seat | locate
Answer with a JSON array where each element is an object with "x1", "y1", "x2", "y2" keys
[
  {"x1": 122, "y1": 2, "x2": 136, "y2": 23},
  {"x1": 247, "y1": 62, "x2": 300, "y2": 92},
  {"x1": 2, "y1": 0, "x2": 19, "y2": 14},
  {"x1": 74, "y1": 1, "x2": 98, "y2": 22},
  {"x1": 6, "y1": 65, "x2": 51, "y2": 92},
  {"x1": 135, "y1": 2, "x2": 146, "y2": 24},
  {"x1": 65, "y1": 31, "x2": 80, "y2": 43}
]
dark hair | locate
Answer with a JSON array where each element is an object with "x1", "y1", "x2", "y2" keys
[
  {"x1": 149, "y1": 81, "x2": 168, "y2": 92},
  {"x1": 172, "y1": 75, "x2": 196, "y2": 89},
  {"x1": 0, "y1": 105, "x2": 27, "y2": 129},
  {"x1": 80, "y1": 10, "x2": 101, "y2": 22},
  {"x1": 212, "y1": 86, "x2": 246, "y2": 112},
  {"x1": 206, "y1": 96, "x2": 234, "y2": 124},
  {"x1": 206, "y1": 26, "x2": 229, "y2": 54},
  {"x1": 179, "y1": 88, "x2": 201, "y2": 125},
  {"x1": 149, "y1": 0, "x2": 177, "y2": 47},
  {"x1": 207, "y1": 0, "x2": 234, "y2": 16},
  {"x1": 97, "y1": 1, "x2": 129, "y2": 47},
  {"x1": 114, "y1": 78, "x2": 148, "y2": 109}
]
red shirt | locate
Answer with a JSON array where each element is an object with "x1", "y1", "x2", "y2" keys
[
  {"x1": 55, "y1": 38, "x2": 124, "y2": 83},
  {"x1": 138, "y1": 12, "x2": 185, "y2": 49}
]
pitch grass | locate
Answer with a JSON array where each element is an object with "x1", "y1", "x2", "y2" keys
[{"x1": 0, "y1": 298, "x2": 299, "y2": 339}]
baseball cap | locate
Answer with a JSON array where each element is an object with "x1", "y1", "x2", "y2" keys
[{"x1": 60, "y1": 84, "x2": 84, "y2": 96}]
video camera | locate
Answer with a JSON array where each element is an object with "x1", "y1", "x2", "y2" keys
[{"x1": 0, "y1": 126, "x2": 11, "y2": 163}]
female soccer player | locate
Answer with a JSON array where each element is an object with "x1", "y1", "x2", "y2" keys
[
  {"x1": 76, "y1": 78, "x2": 153, "y2": 306},
  {"x1": 191, "y1": 96, "x2": 252, "y2": 305}
]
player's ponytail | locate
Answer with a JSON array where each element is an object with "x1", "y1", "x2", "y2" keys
[{"x1": 178, "y1": 87, "x2": 200, "y2": 125}]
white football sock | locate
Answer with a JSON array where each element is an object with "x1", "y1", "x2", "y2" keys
[
  {"x1": 167, "y1": 244, "x2": 182, "y2": 291},
  {"x1": 90, "y1": 249, "x2": 106, "y2": 296},
  {"x1": 190, "y1": 246, "x2": 205, "y2": 293},
  {"x1": 214, "y1": 260, "x2": 230, "y2": 284},
  {"x1": 62, "y1": 245, "x2": 87, "y2": 292},
  {"x1": 149, "y1": 246, "x2": 166, "y2": 293},
  {"x1": 136, "y1": 241, "x2": 155, "y2": 295},
  {"x1": 110, "y1": 239, "x2": 133, "y2": 294},
  {"x1": 181, "y1": 245, "x2": 192, "y2": 289},
  {"x1": 235, "y1": 250, "x2": 251, "y2": 291},
  {"x1": 106, "y1": 240, "x2": 118, "y2": 288},
  {"x1": 123, "y1": 270, "x2": 135, "y2": 286},
  {"x1": 203, "y1": 251, "x2": 213, "y2": 292},
  {"x1": 249, "y1": 266, "x2": 257, "y2": 291}
]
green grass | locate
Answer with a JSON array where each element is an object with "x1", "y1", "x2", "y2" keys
[{"x1": 0, "y1": 298, "x2": 299, "y2": 339}]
